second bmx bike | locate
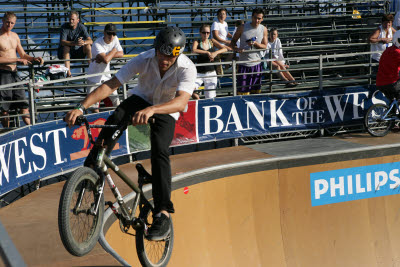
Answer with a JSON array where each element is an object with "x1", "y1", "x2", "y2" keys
[{"x1": 364, "y1": 98, "x2": 400, "y2": 137}]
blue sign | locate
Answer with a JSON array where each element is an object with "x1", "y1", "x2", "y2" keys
[
  {"x1": 196, "y1": 86, "x2": 384, "y2": 142},
  {"x1": 310, "y1": 162, "x2": 400, "y2": 206},
  {"x1": 0, "y1": 112, "x2": 129, "y2": 195}
]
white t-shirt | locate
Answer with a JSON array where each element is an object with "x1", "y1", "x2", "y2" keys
[
  {"x1": 87, "y1": 36, "x2": 123, "y2": 84},
  {"x1": 269, "y1": 38, "x2": 285, "y2": 64},
  {"x1": 211, "y1": 20, "x2": 229, "y2": 41},
  {"x1": 115, "y1": 49, "x2": 197, "y2": 120}
]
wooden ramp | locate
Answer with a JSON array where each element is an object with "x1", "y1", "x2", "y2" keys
[{"x1": 2, "y1": 132, "x2": 400, "y2": 266}]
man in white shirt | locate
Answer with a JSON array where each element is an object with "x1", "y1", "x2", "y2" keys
[
  {"x1": 65, "y1": 26, "x2": 196, "y2": 241},
  {"x1": 87, "y1": 23, "x2": 123, "y2": 112}
]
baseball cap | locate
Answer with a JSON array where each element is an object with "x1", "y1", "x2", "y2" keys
[{"x1": 104, "y1": 23, "x2": 117, "y2": 34}]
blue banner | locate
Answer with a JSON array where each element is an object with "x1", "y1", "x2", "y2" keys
[
  {"x1": 197, "y1": 86, "x2": 385, "y2": 142},
  {"x1": 311, "y1": 162, "x2": 400, "y2": 206},
  {"x1": 0, "y1": 112, "x2": 129, "y2": 195}
]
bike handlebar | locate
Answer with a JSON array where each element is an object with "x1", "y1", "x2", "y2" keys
[{"x1": 64, "y1": 115, "x2": 155, "y2": 144}]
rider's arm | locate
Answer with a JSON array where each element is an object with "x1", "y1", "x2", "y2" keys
[{"x1": 132, "y1": 90, "x2": 192, "y2": 125}]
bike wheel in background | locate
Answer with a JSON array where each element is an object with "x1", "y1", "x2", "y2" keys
[
  {"x1": 58, "y1": 167, "x2": 104, "y2": 256},
  {"x1": 136, "y1": 203, "x2": 174, "y2": 267},
  {"x1": 364, "y1": 104, "x2": 394, "y2": 137}
]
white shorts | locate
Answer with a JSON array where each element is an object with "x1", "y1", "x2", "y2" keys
[
  {"x1": 87, "y1": 83, "x2": 120, "y2": 109},
  {"x1": 195, "y1": 71, "x2": 217, "y2": 99}
]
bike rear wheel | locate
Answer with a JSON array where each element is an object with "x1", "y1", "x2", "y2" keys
[
  {"x1": 364, "y1": 104, "x2": 394, "y2": 137},
  {"x1": 136, "y1": 203, "x2": 174, "y2": 267},
  {"x1": 58, "y1": 167, "x2": 104, "y2": 256}
]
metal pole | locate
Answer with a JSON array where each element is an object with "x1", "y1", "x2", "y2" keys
[
  {"x1": 269, "y1": 49, "x2": 273, "y2": 93},
  {"x1": 28, "y1": 66, "x2": 36, "y2": 125},
  {"x1": 319, "y1": 54, "x2": 323, "y2": 90},
  {"x1": 232, "y1": 59, "x2": 237, "y2": 96}
]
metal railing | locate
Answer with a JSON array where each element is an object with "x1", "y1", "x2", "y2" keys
[{"x1": 0, "y1": 49, "x2": 377, "y2": 131}]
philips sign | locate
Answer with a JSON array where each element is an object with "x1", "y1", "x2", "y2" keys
[{"x1": 310, "y1": 162, "x2": 400, "y2": 206}]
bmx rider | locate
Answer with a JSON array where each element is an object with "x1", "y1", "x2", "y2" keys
[{"x1": 65, "y1": 26, "x2": 197, "y2": 241}]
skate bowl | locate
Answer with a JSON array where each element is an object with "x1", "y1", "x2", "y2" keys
[
  {"x1": 2, "y1": 133, "x2": 400, "y2": 266},
  {"x1": 104, "y1": 135, "x2": 400, "y2": 267}
]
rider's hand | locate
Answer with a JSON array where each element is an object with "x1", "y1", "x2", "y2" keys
[
  {"x1": 65, "y1": 108, "x2": 83, "y2": 128},
  {"x1": 132, "y1": 107, "x2": 155, "y2": 126}
]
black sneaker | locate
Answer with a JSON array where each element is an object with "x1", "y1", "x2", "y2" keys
[{"x1": 146, "y1": 213, "x2": 171, "y2": 241}]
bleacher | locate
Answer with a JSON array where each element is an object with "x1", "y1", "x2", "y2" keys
[{"x1": 0, "y1": 0, "x2": 388, "y2": 129}]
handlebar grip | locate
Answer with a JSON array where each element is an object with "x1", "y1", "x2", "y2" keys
[
  {"x1": 63, "y1": 115, "x2": 86, "y2": 126},
  {"x1": 148, "y1": 117, "x2": 155, "y2": 124},
  {"x1": 74, "y1": 115, "x2": 86, "y2": 126}
]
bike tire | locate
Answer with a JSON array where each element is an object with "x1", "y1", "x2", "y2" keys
[
  {"x1": 58, "y1": 167, "x2": 104, "y2": 257},
  {"x1": 136, "y1": 203, "x2": 174, "y2": 267},
  {"x1": 364, "y1": 104, "x2": 394, "y2": 137}
]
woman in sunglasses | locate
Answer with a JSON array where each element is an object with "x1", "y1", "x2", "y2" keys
[
  {"x1": 192, "y1": 24, "x2": 227, "y2": 99},
  {"x1": 86, "y1": 23, "x2": 124, "y2": 112}
]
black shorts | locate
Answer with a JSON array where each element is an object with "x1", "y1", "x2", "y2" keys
[
  {"x1": 58, "y1": 46, "x2": 86, "y2": 60},
  {"x1": 0, "y1": 69, "x2": 28, "y2": 111},
  {"x1": 377, "y1": 79, "x2": 400, "y2": 101}
]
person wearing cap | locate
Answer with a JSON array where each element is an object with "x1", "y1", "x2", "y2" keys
[
  {"x1": 58, "y1": 11, "x2": 93, "y2": 77},
  {"x1": 86, "y1": 23, "x2": 123, "y2": 112},
  {"x1": 65, "y1": 26, "x2": 196, "y2": 241}
]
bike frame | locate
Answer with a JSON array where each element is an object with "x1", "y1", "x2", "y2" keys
[
  {"x1": 77, "y1": 117, "x2": 152, "y2": 230},
  {"x1": 381, "y1": 99, "x2": 399, "y2": 121}
]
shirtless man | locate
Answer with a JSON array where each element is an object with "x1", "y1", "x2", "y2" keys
[{"x1": 0, "y1": 12, "x2": 44, "y2": 127}]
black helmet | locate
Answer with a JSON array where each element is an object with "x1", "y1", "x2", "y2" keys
[{"x1": 154, "y1": 26, "x2": 186, "y2": 56}]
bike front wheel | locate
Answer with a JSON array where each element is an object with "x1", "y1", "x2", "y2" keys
[
  {"x1": 136, "y1": 203, "x2": 174, "y2": 267},
  {"x1": 364, "y1": 104, "x2": 394, "y2": 137},
  {"x1": 58, "y1": 167, "x2": 104, "y2": 256}
]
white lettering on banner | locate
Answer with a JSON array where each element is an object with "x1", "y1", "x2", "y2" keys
[
  {"x1": 223, "y1": 103, "x2": 245, "y2": 132},
  {"x1": 13, "y1": 138, "x2": 32, "y2": 178},
  {"x1": 45, "y1": 128, "x2": 67, "y2": 165},
  {"x1": 203, "y1": 105, "x2": 224, "y2": 135},
  {"x1": 313, "y1": 169, "x2": 400, "y2": 199},
  {"x1": 0, "y1": 143, "x2": 11, "y2": 186},
  {"x1": 375, "y1": 171, "x2": 388, "y2": 191},
  {"x1": 330, "y1": 176, "x2": 344, "y2": 197},
  {"x1": 324, "y1": 92, "x2": 369, "y2": 122},
  {"x1": 269, "y1": 99, "x2": 292, "y2": 127},
  {"x1": 324, "y1": 94, "x2": 350, "y2": 121},
  {"x1": 31, "y1": 133, "x2": 46, "y2": 172},
  {"x1": 389, "y1": 169, "x2": 400, "y2": 189},
  {"x1": 246, "y1": 101, "x2": 265, "y2": 130},
  {"x1": 347, "y1": 92, "x2": 369, "y2": 119},
  {"x1": 0, "y1": 127, "x2": 67, "y2": 186}
]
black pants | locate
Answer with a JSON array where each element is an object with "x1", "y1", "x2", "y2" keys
[
  {"x1": 85, "y1": 94, "x2": 176, "y2": 214},
  {"x1": 377, "y1": 79, "x2": 400, "y2": 101}
]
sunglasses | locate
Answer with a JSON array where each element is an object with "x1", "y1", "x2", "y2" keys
[
  {"x1": 106, "y1": 32, "x2": 116, "y2": 36},
  {"x1": 201, "y1": 32, "x2": 210, "y2": 34}
]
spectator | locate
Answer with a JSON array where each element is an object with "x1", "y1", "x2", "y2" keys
[
  {"x1": 266, "y1": 28, "x2": 297, "y2": 87},
  {"x1": 211, "y1": 8, "x2": 233, "y2": 73},
  {"x1": 87, "y1": 23, "x2": 123, "y2": 112},
  {"x1": 211, "y1": 8, "x2": 232, "y2": 48},
  {"x1": 0, "y1": 12, "x2": 44, "y2": 128},
  {"x1": 369, "y1": 14, "x2": 396, "y2": 66},
  {"x1": 232, "y1": 19, "x2": 244, "y2": 59},
  {"x1": 230, "y1": 8, "x2": 268, "y2": 95},
  {"x1": 192, "y1": 24, "x2": 227, "y2": 99},
  {"x1": 58, "y1": 11, "x2": 93, "y2": 77}
]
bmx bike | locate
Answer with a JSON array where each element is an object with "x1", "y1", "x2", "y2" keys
[
  {"x1": 364, "y1": 98, "x2": 400, "y2": 137},
  {"x1": 58, "y1": 115, "x2": 174, "y2": 267}
]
